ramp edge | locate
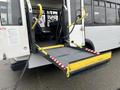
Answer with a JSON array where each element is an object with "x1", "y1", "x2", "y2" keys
[{"x1": 66, "y1": 52, "x2": 112, "y2": 77}]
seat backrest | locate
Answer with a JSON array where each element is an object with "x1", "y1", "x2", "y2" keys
[{"x1": 35, "y1": 22, "x2": 43, "y2": 34}]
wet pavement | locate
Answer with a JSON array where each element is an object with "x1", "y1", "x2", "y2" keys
[{"x1": 0, "y1": 49, "x2": 120, "y2": 90}]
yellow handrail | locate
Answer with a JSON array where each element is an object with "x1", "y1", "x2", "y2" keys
[
  {"x1": 67, "y1": 8, "x2": 88, "y2": 29},
  {"x1": 32, "y1": 4, "x2": 43, "y2": 30},
  {"x1": 35, "y1": 44, "x2": 48, "y2": 55}
]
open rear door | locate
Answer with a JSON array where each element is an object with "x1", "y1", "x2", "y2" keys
[
  {"x1": 67, "y1": 0, "x2": 85, "y2": 47},
  {"x1": 0, "y1": 0, "x2": 30, "y2": 60}
]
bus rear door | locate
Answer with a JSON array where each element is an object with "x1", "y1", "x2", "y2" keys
[
  {"x1": 67, "y1": 0, "x2": 85, "y2": 47},
  {"x1": 0, "y1": 0, "x2": 30, "y2": 60}
]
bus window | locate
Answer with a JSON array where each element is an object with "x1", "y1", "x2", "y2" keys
[
  {"x1": 94, "y1": 0, "x2": 98, "y2": 6},
  {"x1": 84, "y1": 0, "x2": 92, "y2": 25},
  {"x1": 117, "y1": 5, "x2": 120, "y2": 23},
  {"x1": 106, "y1": 3, "x2": 116, "y2": 24},
  {"x1": 94, "y1": 0, "x2": 106, "y2": 24},
  {"x1": 111, "y1": 3, "x2": 116, "y2": 8},
  {"x1": 0, "y1": 1, "x2": 8, "y2": 25},
  {"x1": 47, "y1": 11, "x2": 58, "y2": 27},
  {"x1": 84, "y1": 0, "x2": 91, "y2": 5},
  {"x1": 99, "y1": 1, "x2": 105, "y2": 7},
  {"x1": 0, "y1": 0, "x2": 22, "y2": 25},
  {"x1": 70, "y1": 0, "x2": 81, "y2": 24},
  {"x1": 106, "y1": 2, "x2": 111, "y2": 8},
  {"x1": 1, "y1": 13, "x2": 7, "y2": 25}
]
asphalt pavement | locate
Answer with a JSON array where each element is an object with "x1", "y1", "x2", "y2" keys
[{"x1": 0, "y1": 49, "x2": 120, "y2": 90}]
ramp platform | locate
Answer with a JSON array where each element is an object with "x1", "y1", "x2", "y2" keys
[{"x1": 30, "y1": 45, "x2": 112, "y2": 77}]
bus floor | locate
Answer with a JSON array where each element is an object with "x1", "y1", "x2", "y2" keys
[
  {"x1": 36, "y1": 40, "x2": 57, "y2": 47},
  {"x1": 0, "y1": 48, "x2": 120, "y2": 90}
]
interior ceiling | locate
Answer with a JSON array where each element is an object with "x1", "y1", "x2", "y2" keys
[{"x1": 30, "y1": 0, "x2": 63, "y2": 9}]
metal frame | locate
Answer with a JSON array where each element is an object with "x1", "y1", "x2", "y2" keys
[{"x1": 25, "y1": 0, "x2": 36, "y2": 53}]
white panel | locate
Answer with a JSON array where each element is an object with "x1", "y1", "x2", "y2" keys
[
  {"x1": 0, "y1": 0, "x2": 30, "y2": 60},
  {"x1": 85, "y1": 26, "x2": 120, "y2": 52},
  {"x1": 69, "y1": 25, "x2": 85, "y2": 47}
]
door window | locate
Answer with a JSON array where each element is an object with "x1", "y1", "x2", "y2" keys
[
  {"x1": 94, "y1": 0, "x2": 106, "y2": 24},
  {"x1": 70, "y1": 0, "x2": 81, "y2": 24},
  {"x1": 0, "y1": 0, "x2": 22, "y2": 25},
  {"x1": 117, "y1": 5, "x2": 120, "y2": 23},
  {"x1": 84, "y1": 0, "x2": 92, "y2": 25},
  {"x1": 106, "y1": 3, "x2": 116, "y2": 24}
]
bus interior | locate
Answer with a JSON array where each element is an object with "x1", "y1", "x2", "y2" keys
[{"x1": 31, "y1": 0, "x2": 66, "y2": 47}]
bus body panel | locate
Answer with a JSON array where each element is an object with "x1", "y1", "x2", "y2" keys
[
  {"x1": 0, "y1": 0, "x2": 30, "y2": 60},
  {"x1": 85, "y1": 26, "x2": 120, "y2": 52}
]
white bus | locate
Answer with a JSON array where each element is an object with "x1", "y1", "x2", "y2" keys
[
  {"x1": 84, "y1": 0, "x2": 120, "y2": 52},
  {"x1": 0, "y1": 0, "x2": 112, "y2": 73}
]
